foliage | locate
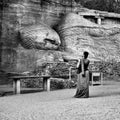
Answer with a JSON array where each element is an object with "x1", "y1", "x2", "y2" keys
[
  {"x1": 21, "y1": 78, "x2": 42, "y2": 88},
  {"x1": 49, "y1": 62, "x2": 70, "y2": 78},
  {"x1": 50, "y1": 78, "x2": 67, "y2": 89},
  {"x1": 21, "y1": 61, "x2": 78, "y2": 88},
  {"x1": 90, "y1": 60, "x2": 120, "y2": 81},
  {"x1": 50, "y1": 78, "x2": 77, "y2": 89},
  {"x1": 20, "y1": 60, "x2": 120, "y2": 88},
  {"x1": 75, "y1": 0, "x2": 120, "y2": 13}
]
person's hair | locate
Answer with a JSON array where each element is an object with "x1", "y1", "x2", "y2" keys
[
  {"x1": 83, "y1": 51, "x2": 89, "y2": 58},
  {"x1": 84, "y1": 51, "x2": 89, "y2": 56}
]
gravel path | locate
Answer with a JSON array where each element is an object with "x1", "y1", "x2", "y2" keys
[{"x1": 0, "y1": 81, "x2": 120, "y2": 120}]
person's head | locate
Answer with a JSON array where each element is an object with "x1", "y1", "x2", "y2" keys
[{"x1": 83, "y1": 51, "x2": 89, "y2": 59}]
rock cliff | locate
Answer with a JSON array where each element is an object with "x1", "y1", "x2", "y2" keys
[
  {"x1": 0, "y1": 0, "x2": 81, "y2": 72},
  {"x1": 57, "y1": 13, "x2": 120, "y2": 61},
  {"x1": 1, "y1": 0, "x2": 120, "y2": 73}
]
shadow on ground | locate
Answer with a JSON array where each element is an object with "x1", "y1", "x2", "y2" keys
[{"x1": 0, "y1": 88, "x2": 44, "y2": 97}]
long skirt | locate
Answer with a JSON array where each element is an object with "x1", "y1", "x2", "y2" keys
[{"x1": 74, "y1": 71, "x2": 89, "y2": 98}]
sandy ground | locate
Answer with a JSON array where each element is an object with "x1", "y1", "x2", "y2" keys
[{"x1": 0, "y1": 81, "x2": 120, "y2": 120}]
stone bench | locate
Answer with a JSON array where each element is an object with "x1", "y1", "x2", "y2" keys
[
  {"x1": 69, "y1": 67, "x2": 103, "y2": 86},
  {"x1": 9, "y1": 75, "x2": 51, "y2": 94},
  {"x1": 90, "y1": 71, "x2": 103, "y2": 85}
]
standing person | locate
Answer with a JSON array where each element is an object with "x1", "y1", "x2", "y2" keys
[{"x1": 74, "y1": 51, "x2": 90, "y2": 98}]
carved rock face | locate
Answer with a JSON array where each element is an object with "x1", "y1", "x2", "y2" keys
[
  {"x1": 57, "y1": 13, "x2": 120, "y2": 61},
  {"x1": 19, "y1": 23, "x2": 61, "y2": 50}
]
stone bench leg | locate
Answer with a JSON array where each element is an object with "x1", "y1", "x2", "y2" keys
[
  {"x1": 91, "y1": 73, "x2": 94, "y2": 86},
  {"x1": 91, "y1": 72, "x2": 103, "y2": 86},
  {"x1": 13, "y1": 79, "x2": 21, "y2": 94},
  {"x1": 101, "y1": 73, "x2": 103, "y2": 85},
  {"x1": 43, "y1": 77, "x2": 50, "y2": 91}
]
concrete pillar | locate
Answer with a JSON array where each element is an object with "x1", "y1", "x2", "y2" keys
[
  {"x1": 101, "y1": 72, "x2": 103, "y2": 85},
  {"x1": 43, "y1": 77, "x2": 50, "y2": 91},
  {"x1": 68, "y1": 67, "x2": 72, "y2": 88},
  {"x1": 43, "y1": 78, "x2": 47, "y2": 91},
  {"x1": 95, "y1": 16, "x2": 104, "y2": 25},
  {"x1": 47, "y1": 78, "x2": 50, "y2": 91},
  {"x1": 97, "y1": 17, "x2": 102, "y2": 25},
  {"x1": 13, "y1": 79, "x2": 20, "y2": 94}
]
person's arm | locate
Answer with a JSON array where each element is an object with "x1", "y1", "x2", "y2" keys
[
  {"x1": 87, "y1": 60, "x2": 90, "y2": 70},
  {"x1": 77, "y1": 59, "x2": 80, "y2": 68},
  {"x1": 81, "y1": 58, "x2": 85, "y2": 75}
]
